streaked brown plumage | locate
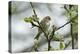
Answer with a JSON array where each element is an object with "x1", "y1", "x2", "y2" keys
[{"x1": 35, "y1": 16, "x2": 51, "y2": 40}]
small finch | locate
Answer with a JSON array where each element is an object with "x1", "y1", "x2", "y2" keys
[{"x1": 35, "y1": 16, "x2": 51, "y2": 40}]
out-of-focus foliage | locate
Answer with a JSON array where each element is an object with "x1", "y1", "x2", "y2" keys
[
  {"x1": 64, "y1": 5, "x2": 78, "y2": 38},
  {"x1": 63, "y1": 5, "x2": 78, "y2": 49},
  {"x1": 60, "y1": 42, "x2": 64, "y2": 50},
  {"x1": 64, "y1": 5, "x2": 78, "y2": 19}
]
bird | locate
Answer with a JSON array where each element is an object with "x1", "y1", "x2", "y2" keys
[{"x1": 35, "y1": 16, "x2": 51, "y2": 40}]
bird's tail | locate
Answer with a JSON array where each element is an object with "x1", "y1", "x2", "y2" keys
[{"x1": 35, "y1": 32, "x2": 41, "y2": 40}]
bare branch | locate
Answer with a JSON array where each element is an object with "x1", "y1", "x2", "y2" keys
[
  {"x1": 64, "y1": 41, "x2": 72, "y2": 49},
  {"x1": 56, "y1": 15, "x2": 77, "y2": 31},
  {"x1": 30, "y1": 2, "x2": 37, "y2": 17}
]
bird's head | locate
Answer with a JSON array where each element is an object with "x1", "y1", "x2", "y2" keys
[
  {"x1": 45, "y1": 16, "x2": 51, "y2": 20},
  {"x1": 43, "y1": 16, "x2": 51, "y2": 23}
]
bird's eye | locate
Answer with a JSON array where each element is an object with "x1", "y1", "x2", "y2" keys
[{"x1": 48, "y1": 17, "x2": 51, "y2": 20}]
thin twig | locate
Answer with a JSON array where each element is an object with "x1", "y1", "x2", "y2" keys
[
  {"x1": 30, "y1": 2, "x2": 37, "y2": 17},
  {"x1": 48, "y1": 27, "x2": 55, "y2": 51},
  {"x1": 64, "y1": 5, "x2": 70, "y2": 14},
  {"x1": 31, "y1": 22, "x2": 39, "y2": 27},
  {"x1": 64, "y1": 40, "x2": 72, "y2": 49},
  {"x1": 56, "y1": 15, "x2": 77, "y2": 31}
]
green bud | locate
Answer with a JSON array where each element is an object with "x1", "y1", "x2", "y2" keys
[{"x1": 24, "y1": 17, "x2": 33, "y2": 23}]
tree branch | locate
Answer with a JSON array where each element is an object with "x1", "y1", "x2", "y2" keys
[
  {"x1": 30, "y1": 2, "x2": 37, "y2": 17},
  {"x1": 48, "y1": 26, "x2": 55, "y2": 51},
  {"x1": 71, "y1": 23, "x2": 74, "y2": 49},
  {"x1": 31, "y1": 22, "x2": 39, "y2": 28},
  {"x1": 56, "y1": 15, "x2": 77, "y2": 31},
  {"x1": 64, "y1": 40, "x2": 72, "y2": 49}
]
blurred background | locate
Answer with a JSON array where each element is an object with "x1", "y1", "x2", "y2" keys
[{"x1": 9, "y1": 1, "x2": 78, "y2": 53}]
